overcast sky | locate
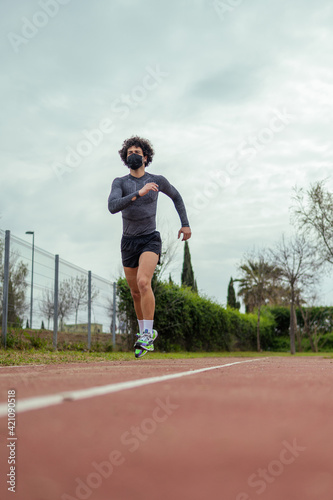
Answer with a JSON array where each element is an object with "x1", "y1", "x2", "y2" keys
[{"x1": 1, "y1": 0, "x2": 333, "y2": 308}]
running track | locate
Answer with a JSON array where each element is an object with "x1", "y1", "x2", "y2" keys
[{"x1": 0, "y1": 356, "x2": 332, "y2": 500}]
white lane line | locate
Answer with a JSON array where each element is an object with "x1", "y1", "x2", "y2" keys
[{"x1": 0, "y1": 358, "x2": 265, "y2": 418}]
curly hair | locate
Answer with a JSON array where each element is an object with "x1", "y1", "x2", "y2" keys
[{"x1": 118, "y1": 136, "x2": 155, "y2": 167}]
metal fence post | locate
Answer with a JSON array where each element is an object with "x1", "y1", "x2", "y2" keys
[
  {"x1": 112, "y1": 281, "x2": 116, "y2": 348},
  {"x1": 53, "y1": 254, "x2": 59, "y2": 350},
  {"x1": 88, "y1": 271, "x2": 91, "y2": 349},
  {"x1": 1, "y1": 230, "x2": 10, "y2": 348}
]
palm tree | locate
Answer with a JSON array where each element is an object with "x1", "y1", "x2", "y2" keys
[{"x1": 236, "y1": 253, "x2": 281, "y2": 352}]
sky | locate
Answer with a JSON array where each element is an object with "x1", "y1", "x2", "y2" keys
[{"x1": 1, "y1": 0, "x2": 333, "y2": 309}]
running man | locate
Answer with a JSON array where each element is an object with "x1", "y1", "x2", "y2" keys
[{"x1": 108, "y1": 136, "x2": 191, "y2": 358}]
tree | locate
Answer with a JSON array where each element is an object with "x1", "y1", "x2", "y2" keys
[
  {"x1": 40, "y1": 288, "x2": 54, "y2": 329},
  {"x1": 58, "y1": 280, "x2": 74, "y2": 330},
  {"x1": 227, "y1": 277, "x2": 240, "y2": 309},
  {"x1": 270, "y1": 234, "x2": 320, "y2": 354},
  {"x1": 67, "y1": 275, "x2": 98, "y2": 325},
  {"x1": 295, "y1": 291, "x2": 316, "y2": 353},
  {"x1": 236, "y1": 251, "x2": 281, "y2": 352},
  {"x1": 181, "y1": 241, "x2": 197, "y2": 292},
  {"x1": 0, "y1": 241, "x2": 28, "y2": 328},
  {"x1": 292, "y1": 180, "x2": 333, "y2": 266},
  {"x1": 39, "y1": 282, "x2": 73, "y2": 331}
]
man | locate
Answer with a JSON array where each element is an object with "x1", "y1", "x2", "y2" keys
[{"x1": 108, "y1": 136, "x2": 191, "y2": 358}]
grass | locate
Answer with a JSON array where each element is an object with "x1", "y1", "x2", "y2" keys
[{"x1": 0, "y1": 348, "x2": 330, "y2": 366}]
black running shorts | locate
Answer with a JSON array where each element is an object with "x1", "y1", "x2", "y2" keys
[{"x1": 121, "y1": 231, "x2": 162, "y2": 268}]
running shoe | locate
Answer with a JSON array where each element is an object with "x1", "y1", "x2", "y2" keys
[
  {"x1": 134, "y1": 347, "x2": 148, "y2": 359},
  {"x1": 134, "y1": 329, "x2": 158, "y2": 358},
  {"x1": 134, "y1": 332, "x2": 146, "y2": 358}
]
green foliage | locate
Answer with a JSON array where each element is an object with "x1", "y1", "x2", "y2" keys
[
  {"x1": 5, "y1": 328, "x2": 51, "y2": 350},
  {"x1": 266, "y1": 306, "x2": 290, "y2": 336},
  {"x1": 181, "y1": 241, "x2": 197, "y2": 292},
  {"x1": 90, "y1": 341, "x2": 113, "y2": 353},
  {"x1": 2, "y1": 327, "x2": 114, "y2": 352},
  {"x1": 270, "y1": 336, "x2": 291, "y2": 351},
  {"x1": 0, "y1": 240, "x2": 29, "y2": 328},
  {"x1": 269, "y1": 332, "x2": 333, "y2": 353},
  {"x1": 155, "y1": 285, "x2": 232, "y2": 352},
  {"x1": 6, "y1": 329, "x2": 29, "y2": 350},
  {"x1": 229, "y1": 307, "x2": 275, "y2": 351},
  {"x1": 24, "y1": 333, "x2": 49, "y2": 349},
  {"x1": 59, "y1": 341, "x2": 87, "y2": 351},
  {"x1": 297, "y1": 306, "x2": 333, "y2": 331},
  {"x1": 313, "y1": 332, "x2": 333, "y2": 351},
  {"x1": 116, "y1": 277, "x2": 276, "y2": 352},
  {"x1": 227, "y1": 277, "x2": 240, "y2": 309},
  {"x1": 237, "y1": 257, "x2": 280, "y2": 314},
  {"x1": 116, "y1": 277, "x2": 138, "y2": 348}
]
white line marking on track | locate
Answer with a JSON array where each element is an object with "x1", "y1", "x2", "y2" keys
[{"x1": 0, "y1": 358, "x2": 266, "y2": 418}]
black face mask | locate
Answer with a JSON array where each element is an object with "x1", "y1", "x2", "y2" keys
[{"x1": 127, "y1": 153, "x2": 144, "y2": 170}]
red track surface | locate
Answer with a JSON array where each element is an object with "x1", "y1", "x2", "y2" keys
[{"x1": 1, "y1": 356, "x2": 333, "y2": 500}]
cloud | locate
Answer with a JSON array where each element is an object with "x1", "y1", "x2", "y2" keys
[{"x1": 1, "y1": 0, "x2": 333, "y2": 308}]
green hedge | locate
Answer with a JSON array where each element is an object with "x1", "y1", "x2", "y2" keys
[
  {"x1": 117, "y1": 278, "x2": 275, "y2": 352},
  {"x1": 267, "y1": 306, "x2": 290, "y2": 336},
  {"x1": 266, "y1": 305, "x2": 333, "y2": 335}
]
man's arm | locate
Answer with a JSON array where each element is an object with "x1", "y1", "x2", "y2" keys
[
  {"x1": 108, "y1": 178, "x2": 140, "y2": 214},
  {"x1": 157, "y1": 175, "x2": 191, "y2": 232}
]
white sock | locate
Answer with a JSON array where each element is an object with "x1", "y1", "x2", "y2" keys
[
  {"x1": 143, "y1": 319, "x2": 154, "y2": 334},
  {"x1": 137, "y1": 320, "x2": 144, "y2": 335}
]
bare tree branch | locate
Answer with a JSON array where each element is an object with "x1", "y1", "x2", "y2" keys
[
  {"x1": 270, "y1": 233, "x2": 322, "y2": 354},
  {"x1": 291, "y1": 180, "x2": 333, "y2": 266}
]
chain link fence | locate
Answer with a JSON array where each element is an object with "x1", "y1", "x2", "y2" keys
[{"x1": 0, "y1": 230, "x2": 117, "y2": 349}]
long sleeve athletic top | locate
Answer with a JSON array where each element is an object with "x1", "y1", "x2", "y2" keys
[{"x1": 108, "y1": 171, "x2": 190, "y2": 236}]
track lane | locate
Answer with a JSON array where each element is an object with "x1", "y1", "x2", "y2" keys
[{"x1": 1, "y1": 356, "x2": 332, "y2": 500}]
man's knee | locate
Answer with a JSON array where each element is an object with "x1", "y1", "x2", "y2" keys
[{"x1": 137, "y1": 275, "x2": 151, "y2": 294}]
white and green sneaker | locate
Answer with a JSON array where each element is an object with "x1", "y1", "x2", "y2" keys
[{"x1": 134, "y1": 329, "x2": 158, "y2": 358}]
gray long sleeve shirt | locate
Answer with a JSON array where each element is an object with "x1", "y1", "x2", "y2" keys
[{"x1": 108, "y1": 171, "x2": 190, "y2": 236}]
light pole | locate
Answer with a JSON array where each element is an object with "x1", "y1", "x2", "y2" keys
[{"x1": 25, "y1": 231, "x2": 34, "y2": 329}]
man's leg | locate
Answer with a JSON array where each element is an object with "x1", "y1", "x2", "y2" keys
[
  {"x1": 123, "y1": 266, "x2": 143, "y2": 320},
  {"x1": 136, "y1": 251, "x2": 159, "y2": 320}
]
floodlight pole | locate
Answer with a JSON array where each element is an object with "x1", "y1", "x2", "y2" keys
[{"x1": 25, "y1": 231, "x2": 35, "y2": 329}]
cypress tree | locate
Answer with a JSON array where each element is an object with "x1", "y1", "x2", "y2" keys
[
  {"x1": 181, "y1": 241, "x2": 197, "y2": 292},
  {"x1": 227, "y1": 277, "x2": 240, "y2": 309}
]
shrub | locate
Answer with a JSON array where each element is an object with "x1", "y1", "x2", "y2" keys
[
  {"x1": 117, "y1": 278, "x2": 276, "y2": 352},
  {"x1": 24, "y1": 333, "x2": 49, "y2": 349},
  {"x1": 267, "y1": 306, "x2": 290, "y2": 336},
  {"x1": 6, "y1": 329, "x2": 29, "y2": 350}
]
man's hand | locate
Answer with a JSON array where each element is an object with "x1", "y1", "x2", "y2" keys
[
  {"x1": 139, "y1": 182, "x2": 159, "y2": 197},
  {"x1": 178, "y1": 227, "x2": 192, "y2": 241}
]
